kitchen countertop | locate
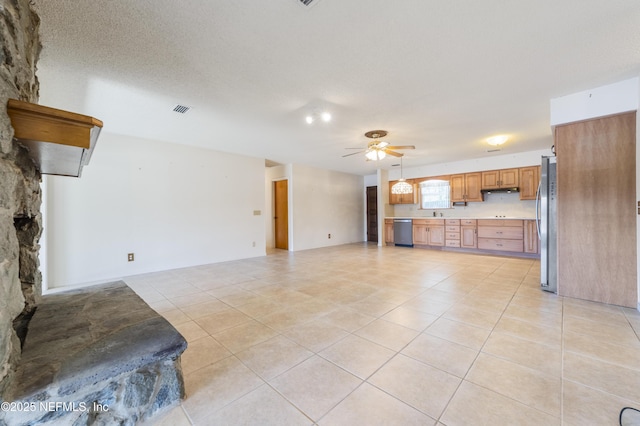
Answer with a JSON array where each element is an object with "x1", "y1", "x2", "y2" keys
[{"x1": 385, "y1": 216, "x2": 537, "y2": 220}]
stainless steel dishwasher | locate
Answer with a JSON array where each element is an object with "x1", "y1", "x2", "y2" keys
[{"x1": 393, "y1": 219, "x2": 413, "y2": 247}]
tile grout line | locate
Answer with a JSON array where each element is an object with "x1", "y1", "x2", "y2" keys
[{"x1": 434, "y1": 269, "x2": 566, "y2": 423}]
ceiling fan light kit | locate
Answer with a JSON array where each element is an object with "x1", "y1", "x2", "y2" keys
[
  {"x1": 343, "y1": 130, "x2": 415, "y2": 162},
  {"x1": 365, "y1": 149, "x2": 386, "y2": 161}
]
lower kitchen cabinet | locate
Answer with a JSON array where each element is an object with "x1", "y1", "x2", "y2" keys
[
  {"x1": 477, "y1": 219, "x2": 524, "y2": 253},
  {"x1": 384, "y1": 219, "x2": 394, "y2": 245},
  {"x1": 386, "y1": 217, "x2": 538, "y2": 258},
  {"x1": 413, "y1": 219, "x2": 444, "y2": 247},
  {"x1": 445, "y1": 219, "x2": 461, "y2": 247},
  {"x1": 460, "y1": 219, "x2": 477, "y2": 248}
]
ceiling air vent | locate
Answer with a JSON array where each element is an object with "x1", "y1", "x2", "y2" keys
[
  {"x1": 297, "y1": 0, "x2": 322, "y2": 8},
  {"x1": 172, "y1": 104, "x2": 191, "y2": 114}
]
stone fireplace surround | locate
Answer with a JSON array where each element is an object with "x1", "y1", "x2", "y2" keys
[
  {"x1": 1, "y1": 282, "x2": 187, "y2": 425},
  {"x1": 1, "y1": 2, "x2": 187, "y2": 424}
]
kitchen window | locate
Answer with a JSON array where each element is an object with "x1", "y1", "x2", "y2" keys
[{"x1": 419, "y1": 179, "x2": 451, "y2": 209}]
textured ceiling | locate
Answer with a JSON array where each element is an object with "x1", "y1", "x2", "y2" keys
[{"x1": 33, "y1": 0, "x2": 640, "y2": 175}]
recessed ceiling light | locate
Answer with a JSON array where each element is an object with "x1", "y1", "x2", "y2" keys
[
  {"x1": 321, "y1": 112, "x2": 331, "y2": 122},
  {"x1": 305, "y1": 115, "x2": 314, "y2": 124},
  {"x1": 486, "y1": 135, "x2": 509, "y2": 146}
]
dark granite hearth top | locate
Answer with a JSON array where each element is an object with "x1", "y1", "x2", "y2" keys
[{"x1": 9, "y1": 281, "x2": 187, "y2": 400}]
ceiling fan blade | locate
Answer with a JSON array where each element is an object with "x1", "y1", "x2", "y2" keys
[
  {"x1": 386, "y1": 145, "x2": 415, "y2": 150},
  {"x1": 385, "y1": 150, "x2": 404, "y2": 157},
  {"x1": 342, "y1": 151, "x2": 364, "y2": 157}
]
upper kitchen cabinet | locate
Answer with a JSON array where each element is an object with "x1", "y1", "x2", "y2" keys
[
  {"x1": 481, "y1": 168, "x2": 519, "y2": 189},
  {"x1": 519, "y1": 166, "x2": 540, "y2": 200},
  {"x1": 451, "y1": 172, "x2": 482, "y2": 203},
  {"x1": 389, "y1": 180, "x2": 417, "y2": 204}
]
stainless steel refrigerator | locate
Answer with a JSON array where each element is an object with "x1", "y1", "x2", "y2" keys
[{"x1": 537, "y1": 156, "x2": 557, "y2": 293}]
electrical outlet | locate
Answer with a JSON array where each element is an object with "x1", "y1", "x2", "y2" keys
[
  {"x1": 127, "y1": 253, "x2": 134, "y2": 262},
  {"x1": 252, "y1": 241, "x2": 256, "y2": 247},
  {"x1": 328, "y1": 233, "x2": 331, "y2": 239}
]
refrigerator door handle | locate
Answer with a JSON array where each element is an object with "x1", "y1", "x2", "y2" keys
[{"x1": 535, "y1": 181, "x2": 541, "y2": 239}]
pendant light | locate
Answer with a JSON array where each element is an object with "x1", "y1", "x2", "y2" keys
[{"x1": 391, "y1": 156, "x2": 413, "y2": 194}]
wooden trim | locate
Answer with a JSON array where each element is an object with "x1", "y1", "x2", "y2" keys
[
  {"x1": 7, "y1": 99, "x2": 103, "y2": 177},
  {"x1": 8, "y1": 99, "x2": 102, "y2": 148}
]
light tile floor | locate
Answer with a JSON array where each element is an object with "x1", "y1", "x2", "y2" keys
[{"x1": 129, "y1": 243, "x2": 640, "y2": 425}]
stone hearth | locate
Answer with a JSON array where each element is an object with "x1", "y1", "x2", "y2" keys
[{"x1": 1, "y1": 282, "x2": 187, "y2": 425}]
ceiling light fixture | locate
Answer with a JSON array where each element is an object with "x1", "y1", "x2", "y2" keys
[
  {"x1": 391, "y1": 156, "x2": 413, "y2": 194},
  {"x1": 305, "y1": 110, "x2": 331, "y2": 125},
  {"x1": 486, "y1": 135, "x2": 509, "y2": 146},
  {"x1": 365, "y1": 149, "x2": 386, "y2": 161}
]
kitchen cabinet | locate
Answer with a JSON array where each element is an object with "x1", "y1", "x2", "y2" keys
[
  {"x1": 450, "y1": 172, "x2": 482, "y2": 202},
  {"x1": 477, "y1": 219, "x2": 524, "y2": 252},
  {"x1": 384, "y1": 219, "x2": 394, "y2": 245},
  {"x1": 523, "y1": 219, "x2": 539, "y2": 254},
  {"x1": 460, "y1": 219, "x2": 477, "y2": 248},
  {"x1": 519, "y1": 166, "x2": 540, "y2": 200},
  {"x1": 481, "y1": 168, "x2": 519, "y2": 189},
  {"x1": 445, "y1": 219, "x2": 461, "y2": 247},
  {"x1": 413, "y1": 219, "x2": 445, "y2": 247},
  {"x1": 389, "y1": 181, "x2": 417, "y2": 204}
]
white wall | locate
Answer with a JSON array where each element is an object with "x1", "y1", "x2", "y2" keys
[
  {"x1": 290, "y1": 164, "x2": 364, "y2": 251},
  {"x1": 550, "y1": 77, "x2": 639, "y2": 126},
  {"x1": 44, "y1": 133, "x2": 266, "y2": 289}
]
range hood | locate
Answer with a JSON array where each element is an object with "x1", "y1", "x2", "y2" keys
[
  {"x1": 481, "y1": 187, "x2": 520, "y2": 194},
  {"x1": 7, "y1": 99, "x2": 103, "y2": 177}
]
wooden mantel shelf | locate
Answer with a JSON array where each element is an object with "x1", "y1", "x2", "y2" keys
[{"x1": 7, "y1": 99, "x2": 103, "y2": 177}]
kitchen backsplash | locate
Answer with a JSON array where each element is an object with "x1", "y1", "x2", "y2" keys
[{"x1": 392, "y1": 192, "x2": 537, "y2": 218}]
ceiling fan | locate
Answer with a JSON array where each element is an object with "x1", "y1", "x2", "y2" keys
[{"x1": 342, "y1": 130, "x2": 415, "y2": 161}]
